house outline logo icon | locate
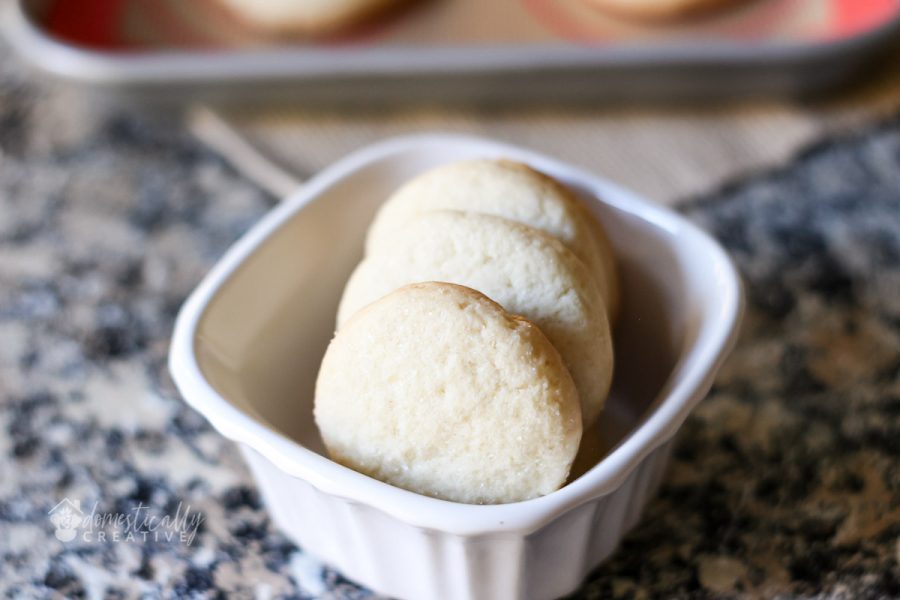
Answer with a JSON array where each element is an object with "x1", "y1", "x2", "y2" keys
[{"x1": 48, "y1": 498, "x2": 83, "y2": 542}]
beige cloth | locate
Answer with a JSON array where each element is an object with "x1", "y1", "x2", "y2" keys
[{"x1": 191, "y1": 53, "x2": 900, "y2": 206}]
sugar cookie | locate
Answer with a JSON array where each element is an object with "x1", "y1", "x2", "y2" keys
[
  {"x1": 315, "y1": 282, "x2": 582, "y2": 504},
  {"x1": 586, "y1": 0, "x2": 745, "y2": 21},
  {"x1": 365, "y1": 159, "x2": 620, "y2": 321},
  {"x1": 340, "y1": 211, "x2": 613, "y2": 425},
  {"x1": 218, "y1": 0, "x2": 409, "y2": 35}
]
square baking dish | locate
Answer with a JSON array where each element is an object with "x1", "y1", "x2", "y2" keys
[{"x1": 169, "y1": 133, "x2": 743, "y2": 600}]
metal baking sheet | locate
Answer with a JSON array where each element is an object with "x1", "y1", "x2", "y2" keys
[{"x1": 2, "y1": 0, "x2": 899, "y2": 103}]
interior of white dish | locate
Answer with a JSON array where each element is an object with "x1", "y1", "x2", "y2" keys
[{"x1": 192, "y1": 143, "x2": 709, "y2": 486}]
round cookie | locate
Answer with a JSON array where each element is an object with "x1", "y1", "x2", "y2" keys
[
  {"x1": 315, "y1": 282, "x2": 582, "y2": 504},
  {"x1": 340, "y1": 211, "x2": 613, "y2": 425},
  {"x1": 217, "y1": 0, "x2": 410, "y2": 36},
  {"x1": 584, "y1": 0, "x2": 746, "y2": 21},
  {"x1": 366, "y1": 159, "x2": 620, "y2": 322}
]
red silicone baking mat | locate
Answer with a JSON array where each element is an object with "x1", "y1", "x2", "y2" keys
[{"x1": 28, "y1": 0, "x2": 900, "y2": 50}]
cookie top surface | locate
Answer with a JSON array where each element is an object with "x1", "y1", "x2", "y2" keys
[
  {"x1": 218, "y1": 0, "x2": 403, "y2": 34},
  {"x1": 340, "y1": 211, "x2": 613, "y2": 425},
  {"x1": 366, "y1": 159, "x2": 620, "y2": 321},
  {"x1": 315, "y1": 282, "x2": 582, "y2": 504}
]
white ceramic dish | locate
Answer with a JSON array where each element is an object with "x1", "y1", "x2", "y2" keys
[{"x1": 169, "y1": 134, "x2": 743, "y2": 600}]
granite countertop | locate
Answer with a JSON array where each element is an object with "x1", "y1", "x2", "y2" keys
[{"x1": 1, "y1": 48, "x2": 899, "y2": 599}]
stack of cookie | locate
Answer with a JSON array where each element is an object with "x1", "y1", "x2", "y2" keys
[{"x1": 315, "y1": 160, "x2": 619, "y2": 504}]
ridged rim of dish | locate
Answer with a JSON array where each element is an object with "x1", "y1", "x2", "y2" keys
[{"x1": 168, "y1": 133, "x2": 744, "y2": 536}]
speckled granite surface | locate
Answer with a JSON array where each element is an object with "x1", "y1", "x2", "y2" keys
[{"x1": 1, "y1": 48, "x2": 899, "y2": 598}]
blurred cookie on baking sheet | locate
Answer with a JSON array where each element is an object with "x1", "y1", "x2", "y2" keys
[
  {"x1": 216, "y1": 0, "x2": 419, "y2": 36},
  {"x1": 584, "y1": 0, "x2": 749, "y2": 21}
]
